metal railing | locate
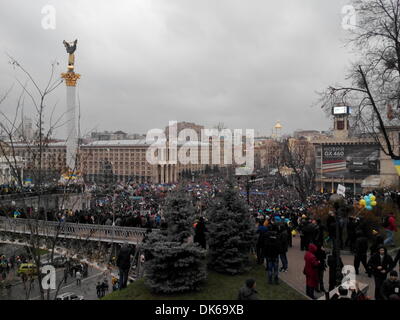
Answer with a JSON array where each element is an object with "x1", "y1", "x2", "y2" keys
[{"x1": 0, "y1": 216, "x2": 156, "y2": 244}]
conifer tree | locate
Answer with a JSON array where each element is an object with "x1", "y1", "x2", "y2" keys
[
  {"x1": 207, "y1": 179, "x2": 256, "y2": 275},
  {"x1": 142, "y1": 191, "x2": 207, "y2": 293}
]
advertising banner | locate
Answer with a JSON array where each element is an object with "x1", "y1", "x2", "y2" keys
[{"x1": 322, "y1": 144, "x2": 380, "y2": 179}]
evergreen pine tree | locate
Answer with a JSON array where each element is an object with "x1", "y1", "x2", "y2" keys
[
  {"x1": 142, "y1": 191, "x2": 207, "y2": 293},
  {"x1": 207, "y1": 179, "x2": 256, "y2": 275}
]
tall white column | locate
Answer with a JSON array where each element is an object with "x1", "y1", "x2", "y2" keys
[
  {"x1": 61, "y1": 72, "x2": 80, "y2": 172},
  {"x1": 66, "y1": 85, "x2": 78, "y2": 170}
]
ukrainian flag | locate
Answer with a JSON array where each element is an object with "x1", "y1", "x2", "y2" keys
[{"x1": 393, "y1": 160, "x2": 400, "y2": 176}]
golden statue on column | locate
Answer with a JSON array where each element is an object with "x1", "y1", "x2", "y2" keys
[
  {"x1": 63, "y1": 39, "x2": 77, "y2": 70},
  {"x1": 60, "y1": 39, "x2": 83, "y2": 185},
  {"x1": 61, "y1": 39, "x2": 80, "y2": 86}
]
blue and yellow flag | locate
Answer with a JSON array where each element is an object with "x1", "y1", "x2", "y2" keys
[{"x1": 393, "y1": 160, "x2": 400, "y2": 176}]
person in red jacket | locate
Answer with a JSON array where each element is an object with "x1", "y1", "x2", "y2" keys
[
  {"x1": 303, "y1": 243, "x2": 320, "y2": 299},
  {"x1": 384, "y1": 213, "x2": 397, "y2": 247}
]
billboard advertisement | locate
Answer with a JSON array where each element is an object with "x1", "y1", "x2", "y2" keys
[{"x1": 322, "y1": 144, "x2": 380, "y2": 179}]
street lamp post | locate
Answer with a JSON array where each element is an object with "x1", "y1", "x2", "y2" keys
[
  {"x1": 243, "y1": 174, "x2": 256, "y2": 205},
  {"x1": 329, "y1": 193, "x2": 346, "y2": 288},
  {"x1": 246, "y1": 176, "x2": 251, "y2": 205}
]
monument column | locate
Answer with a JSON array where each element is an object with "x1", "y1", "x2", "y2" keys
[{"x1": 61, "y1": 39, "x2": 80, "y2": 172}]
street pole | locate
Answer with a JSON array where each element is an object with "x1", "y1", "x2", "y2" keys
[
  {"x1": 330, "y1": 193, "x2": 345, "y2": 288},
  {"x1": 246, "y1": 177, "x2": 250, "y2": 205},
  {"x1": 321, "y1": 145, "x2": 324, "y2": 193}
]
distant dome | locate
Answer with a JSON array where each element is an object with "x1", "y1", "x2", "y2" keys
[{"x1": 274, "y1": 121, "x2": 282, "y2": 129}]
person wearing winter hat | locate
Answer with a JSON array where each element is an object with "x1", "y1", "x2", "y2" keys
[
  {"x1": 381, "y1": 270, "x2": 400, "y2": 300},
  {"x1": 237, "y1": 279, "x2": 260, "y2": 300},
  {"x1": 368, "y1": 246, "x2": 394, "y2": 300}
]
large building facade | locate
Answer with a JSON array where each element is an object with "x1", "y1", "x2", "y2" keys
[
  {"x1": 2, "y1": 121, "x2": 251, "y2": 185},
  {"x1": 312, "y1": 110, "x2": 400, "y2": 193},
  {"x1": 8, "y1": 138, "x2": 225, "y2": 184}
]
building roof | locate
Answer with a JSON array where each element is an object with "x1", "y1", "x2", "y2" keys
[
  {"x1": 11, "y1": 141, "x2": 67, "y2": 147},
  {"x1": 84, "y1": 139, "x2": 150, "y2": 147},
  {"x1": 83, "y1": 139, "x2": 209, "y2": 147}
]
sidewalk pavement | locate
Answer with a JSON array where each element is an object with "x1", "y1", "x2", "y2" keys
[{"x1": 279, "y1": 237, "x2": 376, "y2": 300}]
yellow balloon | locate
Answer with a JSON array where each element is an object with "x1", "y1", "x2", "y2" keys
[
  {"x1": 370, "y1": 195, "x2": 376, "y2": 201},
  {"x1": 371, "y1": 201, "x2": 377, "y2": 206},
  {"x1": 359, "y1": 199, "x2": 366, "y2": 207}
]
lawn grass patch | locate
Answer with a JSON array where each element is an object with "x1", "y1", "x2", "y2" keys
[{"x1": 103, "y1": 263, "x2": 305, "y2": 300}]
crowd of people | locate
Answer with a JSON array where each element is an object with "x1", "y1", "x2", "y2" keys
[
  {"x1": 250, "y1": 202, "x2": 400, "y2": 300},
  {"x1": 1, "y1": 173, "x2": 400, "y2": 301},
  {"x1": 0, "y1": 184, "x2": 83, "y2": 197}
]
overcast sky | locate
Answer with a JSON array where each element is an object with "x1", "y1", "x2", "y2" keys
[{"x1": 0, "y1": 0, "x2": 354, "y2": 138}]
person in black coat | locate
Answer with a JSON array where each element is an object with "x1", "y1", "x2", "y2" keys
[
  {"x1": 355, "y1": 216, "x2": 369, "y2": 239},
  {"x1": 326, "y1": 212, "x2": 336, "y2": 244},
  {"x1": 327, "y1": 251, "x2": 344, "y2": 291},
  {"x1": 353, "y1": 230, "x2": 369, "y2": 276},
  {"x1": 367, "y1": 246, "x2": 394, "y2": 300},
  {"x1": 370, "y1": 233, "x2": 384, "y2": 256},
  {"x1": 279, "y1": 227, "x2": 289, "y2": 272},
  {"x1": 380, "y1": 271, "x2": 400, "y2": 300},
  {"x1": 96, "y1": 282, "x2": 102, "y2": 298},
  {"x1": 286, "y1": 222, "x2": 293, "y2": 248},
  {"x1": 330, "y1": 286, "x2": 352, "y2": 300},
  {"x1": 392, "y1": 249, "x2": 400, "y2": 272},
  {"x1": 314, "y1": 219, "x2": 325, "y2": 248},
  {"x1": 345, "y1": 217, "x2": 357, "y2": 253},
  {"x1": 194, "y1": 217, "x2": 207, "y2": 249},
  {"x1": 116, "y1": 243, "x2": 134, "y2": 290},
  {"x1": 256, "y1": 219, "x2": 268, "y2": 264},
  {"x1": 315, "y1": 245, "x2": 327, "y2": 292},
  {"x1": 299, "y1": 217, "x2": 308, "y2": 251},
  {"x1": 237, "y1": 279, "x2": 260, "y2": 300},
  {"x1": 262, "y1": 225, "x2": 282, "y2": 284},
  {"x1": 303, "y1": 220, "x2": 317, "y2": 250}
]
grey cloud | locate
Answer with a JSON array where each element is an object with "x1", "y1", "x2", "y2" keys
[{"x1": 0, "y1": 0, "x2": 353, "y2": 137}]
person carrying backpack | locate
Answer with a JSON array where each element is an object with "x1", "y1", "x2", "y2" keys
[{"x1": 262, "y1": 225, "x2": 282, "y2": 285}]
